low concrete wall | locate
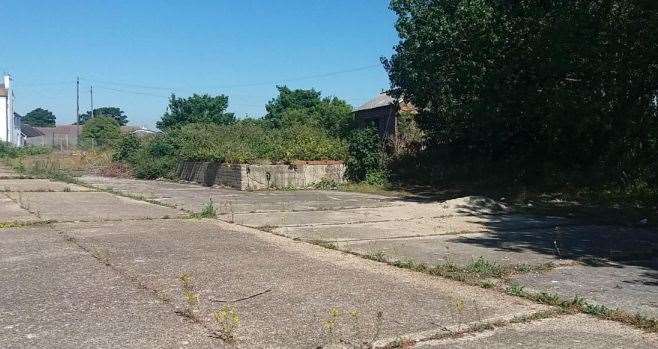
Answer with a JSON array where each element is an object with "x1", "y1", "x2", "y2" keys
[{"x1": 176, "y1": 161, "x2": 346, "y2": 190}]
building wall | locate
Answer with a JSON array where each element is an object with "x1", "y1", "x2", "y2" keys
[
  {"x1": 0, "y1": 96, "x2": 7, "y2": 143},
  {"x1": 354, "y1": 105, "x2": 397, "y2": 139},
  {"x1": 177, "y1": 161, "x2": 346, "y2": 191}
]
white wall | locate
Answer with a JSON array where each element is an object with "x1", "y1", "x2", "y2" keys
[{"x1": 0, "y1": 95, "x2": 7, "y2": 143}]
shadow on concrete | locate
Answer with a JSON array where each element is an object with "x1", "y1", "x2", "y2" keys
[{"x1": 451, "y1": 210, "x2": 658, "y2": 278}]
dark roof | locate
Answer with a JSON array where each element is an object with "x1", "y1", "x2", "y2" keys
[
  {"x1": 36, "y1": 125, "x2": 82, "y2": 137},
  {"x1": 354, "y1": 93, "x2": 396, "y2": 112},
  {"x1": 21, "y1": 124, "x2": 45, "y2": 138}
]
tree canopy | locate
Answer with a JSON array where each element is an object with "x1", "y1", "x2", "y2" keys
[
  {"x1": 157, "y1": 93, "x2": 235, "y2": 130},
  {"x1": 263, "y1": 85, "x2": 353, "y2": 136},
  {"x1": 384, "y1": 0, "x2": 658, "y2": 186},
  {"x1": 80, "y1": 116, "x2": 121, "y2": 148},
  {"x1": 23, "y1": 108, "x2": 56, "y2": 127},
  {"x1": 79, "y1": 107, "x2": 128, "y2": 126}
]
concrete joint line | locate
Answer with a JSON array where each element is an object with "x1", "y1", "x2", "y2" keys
[{"x1": 370, "y1": 309, "x2": 565, "y2": 348}]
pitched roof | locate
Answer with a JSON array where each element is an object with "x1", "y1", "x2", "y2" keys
[
  {"x1": 21, "y1": 124, "x2": 45, "y2": 138},
  {"x1": 36, "y1": 125, "x2": 82, "y2": 136},
  {"x1": 354, "y1": 93, "x2": 396, "y2": 112}
]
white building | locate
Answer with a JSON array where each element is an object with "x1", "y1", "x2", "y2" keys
[{"x1": 0, "y1": 74, "x2": 21, "y2": 146}]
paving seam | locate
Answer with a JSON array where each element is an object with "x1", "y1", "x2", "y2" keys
[
  {"x1": 56, "y1": 229, "x2": 225, "y2": 344},
  {"x1": 371, "y1": 309, "x2": 568, "y2": 348},
  {"x1": 249, "y1": 214, "x2": 582, "y2": 229},
  {"x1": 2, "y1": 191, "x2": 43, "y2": 219}
]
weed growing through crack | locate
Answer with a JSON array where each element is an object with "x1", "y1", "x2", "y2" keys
[
  {"x1": 366, "y1": 250, "x2": 387, "y2": 262},
  {"x1": 179, "y1": 273, "x2": 200, "y2": 318},
  {"x1": 194, "y1": 199, "x2": 217, "y2": 219},
  {"x1": 213, "y1": 306, "x2": 240, "y2": 342},
  {"x1": 321, "y1": 307, "x2": 384, "y2": 347}
]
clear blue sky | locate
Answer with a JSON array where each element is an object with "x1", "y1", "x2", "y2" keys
[{"x1": 1, "y1": 0, "x2": 398, "y2": 128}]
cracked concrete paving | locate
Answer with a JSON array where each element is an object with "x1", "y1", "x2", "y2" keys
[
  {"x1": 0, "y1": 172, "x2": 655, "y2": 347},
  {"x1": 4, "y1": 191, "x2": 186, "y2": 221},
  {"x1": 0, "y1": 226, "x2": 217, "y2": 348},
  {"x1": 55, "y1": 219, "x2": 548, "y2": 347},
  {"x1": 76, "y1": 176, "x2": 658, "y2": 325},
  {"x1": 0, "y1": 195, "x2": 41, "y2": 223},
  {"x1": 0, "y1": 179, "x2": 91, "y2": 192},
  {"x1": 415, "y1": 314, "x2": 657, "y2": 348}
]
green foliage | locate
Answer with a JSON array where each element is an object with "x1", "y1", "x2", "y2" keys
[
  {"x1": 157, "y1": 93, "x2": 235, "y2": 130},
  {"x1": 175, "y1": 122, "x2": 347, "y2": 164},
  {"x1": 127, "y1": 134, "x2": 178, "y2": 179},
  {"x1": 345, "y1": 127, "x2": 386, "y2": 181},
  {"x1": 80, "y1": 116, "x2": 121, "y2": 148},
  {"x1": 384, "y1": 0, "x2": 658, "y2": 188},
  {"x1": 264, "y1": 85, "x2": 354, "y2": 136},
  {"x1": 79, "y1": 107, "x2": 128, "y2": 126},
  {"x1": 0, "y1": 143, "x2": 51, "y2": 159},
  {"x1": 23, "y1": 108, "x2": 56, "y2": 127},
  {"x1": 112, "y1": 134, "x2": 141, "y2": 162}
]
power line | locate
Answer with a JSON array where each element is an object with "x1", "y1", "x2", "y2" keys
[
  {"x1": 79, "y1": 63, "x2": 381, "y2": 91},
  {"x1": 94, "y1": 85, "x2": 171, "y2": 98}
]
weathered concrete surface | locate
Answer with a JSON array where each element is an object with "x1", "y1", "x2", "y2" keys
[
  {"x1": 5, "y1": 192, "x2": 185, "y2": 221},
  {"x1": 336, "y1": 234, "x2": 559, "y2": 267},
  {"x1": 512, "y1": 263, "x2": 658, "y2": 318},
  {"x1": 0, "y1": 178, "x2": 90, "y2": 192},
  {"x1": 76, "y1": 175, "x2": 658, "y2": 320},
  {"x1": 0, "y1": 195, "x2": 40, "y2": 222},
  {"x1": 79, "y1": 175, "x2": 393, "y2": 213},
  {"x1": 57, "y1": 219, "x2": 548, "y2": 347},
  {"x1": 417, "y1": 314, "x2": 657, "y2": 348},
  {"x1": 0, "y1": 226, "x2": 217, "y2": 348}
]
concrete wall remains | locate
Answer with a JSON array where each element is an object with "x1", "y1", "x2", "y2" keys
[{"x1": 176, "y1": 161, "x2": 346, "y2": 190}]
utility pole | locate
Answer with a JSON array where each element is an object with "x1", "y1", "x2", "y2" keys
[
  {"x1": 90, "y1": 85, "x2": 94, "y2": 119},
  {"x1": 76, "y1": 77, "x2": 80, "y2": 136}
]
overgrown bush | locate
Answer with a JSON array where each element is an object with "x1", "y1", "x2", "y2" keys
[
  {"x1": 0, "y1": 143, "x2": 51, "y2": 159},
  {"x1": 128, "y1": 134, "x2": 179, "y2": 179},
  {"x1": 112, "y1": 134, "x2": 141, "y2": 162},
  {"x1": 345, "y1": 127, "x2": 387, "y2": 182},
  {"x1": 80, "y1": 116, "x2": 121, "y2": 148}
]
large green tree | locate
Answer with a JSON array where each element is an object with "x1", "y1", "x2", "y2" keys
[
  {"x1": 264, "y1": 85, "x2": 353, "y2": 136},
  {"x1": 384, "y1": 0, "x2": 658, "y2": 185},
  {"x1": 157, "y1": 94, "x2": 235, "y2": 130},
  {"x1": 23, "y1": 108, "x2": 56, "y2": 127},
  {"x1": 79, "y1": 107, "x2": 128, "y2": 126}
]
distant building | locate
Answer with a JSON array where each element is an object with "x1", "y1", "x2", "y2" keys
[
  {"x1": 32, "y1": 125, "x2": 81, "y2": 148},
  {"x1": 21, "y1": 124, "x2": 45, "y2": 145},
  {"x1": 120, "y1": 125, "x2": 157, "y2": 138},
  {"x1": 353, "y1": 92, "x2": 416, "y2": 141},
  {"x1": 0, "y1": 74, "x2": 22, "y2": 146}
]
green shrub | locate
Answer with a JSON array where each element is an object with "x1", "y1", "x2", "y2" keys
[
  {"x1": 0, "y1": 143, "x2": 51, "y2": 159},
  {"x1": 80, "y1": 116, "x2": 121, "y2": 148},
  {"x1": 112, "y1": 134, "x2": 141, "y2": 162},
  {"x1": 345, "y1": 127, "x2": 386, "y2": 182},
  {"x1": 128, "y1": 135, "x2": 178, "y2": 179}
]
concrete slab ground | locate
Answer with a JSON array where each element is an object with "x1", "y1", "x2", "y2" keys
[
  {"x1": 416, "y1": 314, "x2": 657, "y2": 348},
  {"x1": 0, "y1": 178, "x2": 90, "y2": 192},
  {"x1": 79, "y1": 175, "x2": 394, "y2": 213},
  {"x1": 0, "y1": 226, "x2": 217, "y2": 348},
  {"x1": 336, "y1": 234, "x2": 559, "y2": 267},
  {"x1": 76, "y1": 176, "x2": 658, "y2": 321},
  {"x1": 512, "y1": 263, "x2": 658, "y2": 318},
  {"x1": 0, "y1": 195, "x2": 40, "y2": 223},
  {"x1": 5, "y1": 191, "x2": 185, "y2": 221},
  {"x1": 56, "y1": 219, "x2": 548, "y2": 347}
]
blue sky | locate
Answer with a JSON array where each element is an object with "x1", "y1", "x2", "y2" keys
[{"x1": 1, "y1": 0, "x2": 398, "y2": 128}]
